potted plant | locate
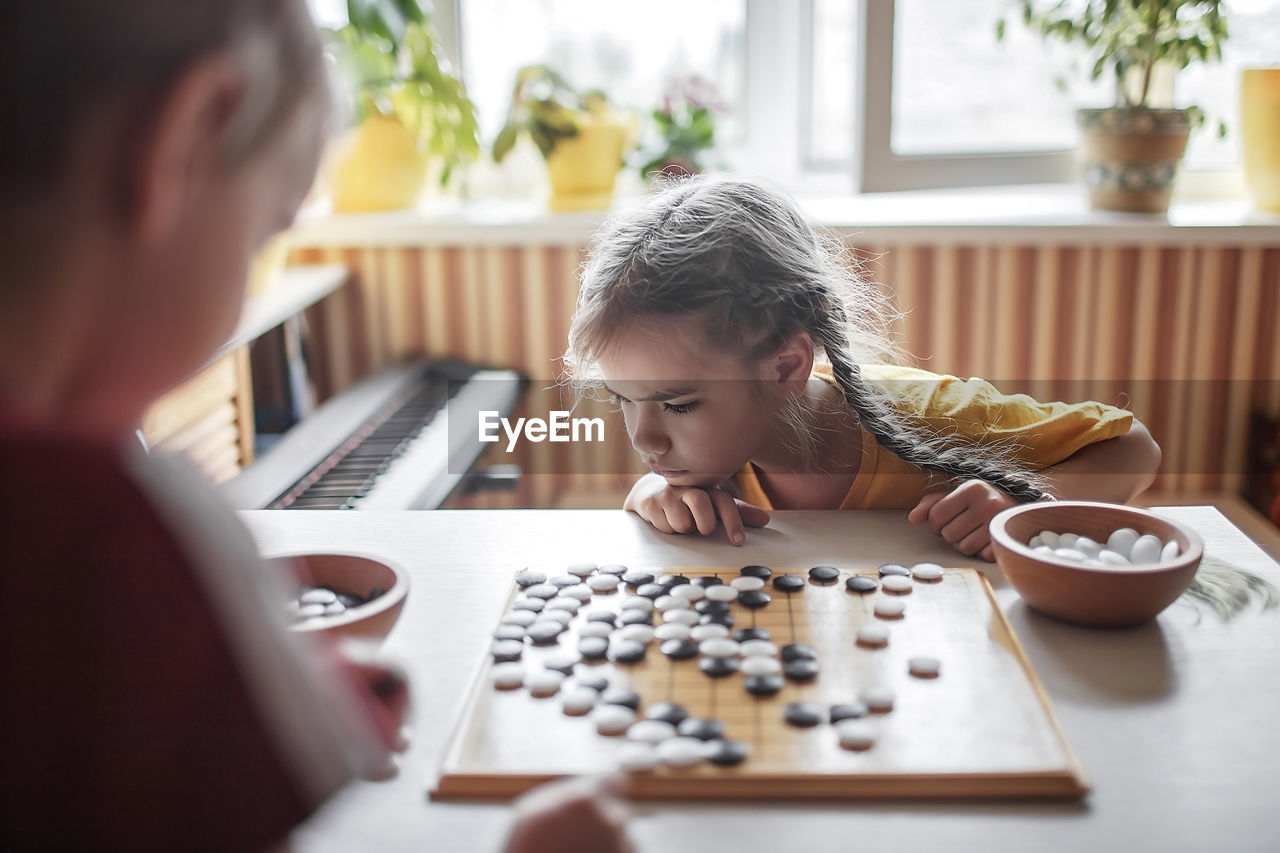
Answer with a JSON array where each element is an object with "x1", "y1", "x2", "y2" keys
[
  {"x1": 324, "y1": 0, "x2": 480, "y2": 212},
  {"x1": 492, "y1": 65, "x2": 632, "y2": 212},
  {"x1": 1000, "y1": 0, "x2": 1228, "y2": 213},
  {"x1": 637, "y1": 75, "x2": 724, "y2": 179}
]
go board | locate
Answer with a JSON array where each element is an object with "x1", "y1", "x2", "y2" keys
[{"x1": 430, "y1": 564, "x2": 1089, "y2": 800}]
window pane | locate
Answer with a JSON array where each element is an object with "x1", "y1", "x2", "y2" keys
[
  {"x1": 807, "y1": 0, "x2": 857, "y2": 166},
  {"x1": 460, "y1": 0, "x2": 745, "y2": 147},
  {"x1": 891, "y1": 0, "x2": 1105, "y2": 156}
]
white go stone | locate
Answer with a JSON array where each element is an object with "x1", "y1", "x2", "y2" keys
[
  {"x1": 492, "y1": 662, "x2": 525, "y2": 690},
  {"x1": 587, "y1": 574, "x2": 620, "y2": 592},
  {"x1": 873, "y1": 597, "x2": 906, "y2": 619},
  {"x1": 911, "y1": 563, "x2": 944, "y2": 582},
  {"x1": 836, "y1": 720, "x2": 878, "y2": 751},
  {"x1": 627, "y1": 720, "x2": 677, "y2": 744},
  {"x1": 856, "y1": 623, "x2": 890, "y2": 648},
  {"x1": 860, "y1": 686, "x2": 895, "y2": 712},
  {"x1": 880, "y1": 575, "x2": 913, "y2": 594},
  {"x1": 738, "y1": 640, "x2": 778, "y2": 658},
  {"x1": 655, "y1": 595, "x2": 688, "y2": 612},
  {"x1": 593, "y1": 704, "x2": 636, "y2": 735},
  {"x1": 1074, "y1": 536, "x2": 1102, "y2": 558},
  {"x1": 561, "y1": 687, "x2": 599, "y2": 715},
  {"x1": 654, "y1": 622, "x2": 692, "y2": 641},
  {"x1": 540, "y1": 609, "x2": 575, "y2": 626},
  {"x1": 1057, "y1": 533, "x2": 1080, "y2": 549},
  {"x1": 1098, "y1": 549, "x2": 1131, "y2": 567},
  {"x1": 689, "y1": 623, "x2": 729, "y2": 641},
  {"x1": 579, "y1": 621, "x2": 613, "y2": 639},
  {"x1": 1033, "y1": 545, "x2": 1055, "y2": 556},
  {"x1": 656, "y1": 736, "x2": 705, "y2": 767},
  {"x1": 1107, "y1": 527, "x2": 1140, "y2": 558},
  {"x1": 1054, "y1": 547, "x2": 1088, "y2": 562},
  {"x1": 741, "y1": 656, "x2": 782, "y2": 676},
  {"x1": 1038, "y1": 530, "x2": 1061, "y2": 549},
  {"x1": 617, "y1": 741, "x2": 659, "y2": 771},
  {"x1": 663, "y1": 609, "x2": 699, "y2": 626},
  {"x1": 730, "y1": 576, "x2": 765, "y2": 592},
  {"x1": 502, "y1": 610, "x2": 538, "y2": 627},
  {"x1": 705, "y1": 585, "x2": 739, "y2": 602},
  {"x1": 1130, "y1": 534, "x2": 1163, "y2": 565},
  {"x1": 615, "y1": 624, "x2": 655, "y2": 644},
  {"x1": 544, "y1": 596, "x2": 581, "y2": 613},
  {"x1": 619, "y1": 595, "x2": 653, "y2": 612},
  {"x1": 562, "y1": 584, "x2": 595, "y2": 602},
  {"x1": 526, "y1": 670, "x2": 565, "y2": 697},
  {"x1": 672, "y1": 584, "x2": 706, "y2": 602},
  {"x1": 567, "y1": 562, "x2": 597, "y2": 577},
  {"x1": 1161, "y1": 540, "x2": 1180, "y2": 562},
  {"x1": 908, "y1": 656, "x2": 942, "y2": 678},
  {"x1": 1028, "y1": 535, "x2": 1043, "y2": 548},
  {"x1": 699, "y1": 638, "x2": 739, "y2": 657}
]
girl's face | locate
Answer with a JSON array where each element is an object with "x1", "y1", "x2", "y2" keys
[{"x1": 597, "y1": 318, "x2": 783, "y2": 488}]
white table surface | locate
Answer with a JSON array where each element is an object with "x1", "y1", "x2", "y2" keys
[{"x1": 242, "y1": 508, "x2": 1280, "y2": 853}]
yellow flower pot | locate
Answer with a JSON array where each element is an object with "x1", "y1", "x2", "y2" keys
[
  {"x1": 544, "y1": 120, "x2": 628, "y2": 212},
  {"x1": 328, "y1": 114, "x2": 427, "y2": 213},
  {"x1": 1241, "y1": 68, "x2": 1280, "y2": 213}
]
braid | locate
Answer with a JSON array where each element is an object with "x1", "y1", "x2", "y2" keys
[{"x1": 818, "y1": 326, "x2": 1047, "y2": 503}]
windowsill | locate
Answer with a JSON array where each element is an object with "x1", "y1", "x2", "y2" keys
[{"x1": 284, "y1": 183, "x2": 1280, "y2": 249}]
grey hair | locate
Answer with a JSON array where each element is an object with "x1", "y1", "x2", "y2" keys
[{"x1": 565, "y1": 174, "x2": 1047, "y2": 502}]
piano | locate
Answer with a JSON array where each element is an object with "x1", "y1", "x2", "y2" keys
[{"x1": 222, "y1": 358, "x2": 525, "y2": 511}]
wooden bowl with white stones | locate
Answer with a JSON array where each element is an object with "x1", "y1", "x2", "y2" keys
[
  {"x1": 989, "y1": 501, "x2": 1203, "y2": 629},
  {"x1": 283, "y1": 552, "x2": 409, "y2": 641}
]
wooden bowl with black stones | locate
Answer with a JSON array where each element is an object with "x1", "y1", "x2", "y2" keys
[{"x1": 281, "y1": 552, "x2": 409, "y2": 641}]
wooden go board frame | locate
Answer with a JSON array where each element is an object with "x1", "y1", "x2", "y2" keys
[{"x1": 430, "y1": 567, "x2": 1089, "y2": 800}]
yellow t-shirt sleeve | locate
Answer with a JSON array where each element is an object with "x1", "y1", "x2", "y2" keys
[{"x1": 859, "y1": 364, "x2": 1134, "y2": 469}]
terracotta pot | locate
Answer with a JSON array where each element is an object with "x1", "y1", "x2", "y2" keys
[
  {"x1": 1078, "y1": 108, "x2": 1191, "y2": 213},
  {"x1": 544, "y1": 119, "x2": 628, "y2": 212},
  {"x1": 1240, "y1": 68, "x2": 1280, "y2": 213}
]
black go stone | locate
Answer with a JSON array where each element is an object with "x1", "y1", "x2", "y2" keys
[
  {"x1": 783, "y1": 701, "x2": 824, "y2": 728},
  {"x1": 515, "y1": 569, "x2": 547, "y2": 587},
  {"x1": 491, "y1": 640, "x2": 524, "y2": 662},
  {"x1": 527, "y1": 622, "x2": 564, "y2": 645},
  {"x1": 699, "y1": 656, "x2": 739, "y2": 678},
  {"x1": 493, "y1": 625, "x2": 526, "y2": 641},
  {"x1": 744, "y1": 674, "x2": 785, "y2": 696},
  {"x1": 656, "y1": 574, "x2": 690, "y2": 592},
  {"x1": 734, "y1": 627, "x2": 772, "y2": 643},
  {"x1": 622, "y1": 571, "x2": 655, "y2": 587},
  {"x1": 512, "y1": 598, "x2": 545, "y2": 612},
  {"x1": 695, "y1": 600, "x2": 732, "y2": 615},
  {"x1": 700, "y1": 612, "x2": 735, "y2": 629},
  {"x1": 703, "y1": 739, "x2": 750, "y2": 766},
  {"x1": 740, "y1": 565, "x2": 773, "y2": 579},
  {"x1": 808, "y1": 566, "x2": 840, "y2": 584},
  {"x1": 600, "y1": 688, "x2": 642, "y2": 710},
  {"x1": 846, "y1": 575, "x2": 879, "y2": 593},
  {"x1": 618, "y1": 610, "x2": 654, "y2": 626},
  {"x1": 677, "y1": 718, "x2": 725, "y2": 741},
  {"x1": 645, "y1": 701, "x2": 690, "y2": 726},
  {"x1": 772, "y1": 574, "x2": 806, "y2": 593},
  {"x1": 578, "y1": 637, "x2": 609, "y2": 661},
  {"x1": 830, "y1": 702, "x2": 868, "y2": 723},
  {"x1": 599, "y1": 564, "x2": 628, "y2": 576},
  {"x1": 879, "y1": 563, "x2": 912, "y2": 577},
  {"x1": 585, "y1": 610, "x2": 618, "y2": 625},
  {"x1": 576, "y1": 674, "x2": 609, "y2": 692},
  {"x1": 337, "y1": 593, "x2": 364, "y2": 609},
  {"x1": 737, "y1": 590, "x2": 772, "y2": 609},
  {"x1": 691, "y1": 576, "x2": 724, "y2": 587},
  {"x1": 784, "y1": 659, "x2": 821, "y2": 682},
  {"x1": 780, "y1": 643, "x2": 817, "y2": 662},
  {"x1": 635, "y1": 583, "x2": 665, "y2": 600},
  {"x1": 660, "y1": 639, "x2": 699, "y2": 660},
  {"x1": 608, "y1": 640, "x2": 647, "y2": 664},
  {"x1": 523, "y1": 583, "x2": 559, "y2": 600}
]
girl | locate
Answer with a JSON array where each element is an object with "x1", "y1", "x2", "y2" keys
[
  {"x1": 565, "y1": 176, "x2": 1162, "y2": 561},
  {"x1": 0, "y1": 1, "x2": 628, "y2": 850}
]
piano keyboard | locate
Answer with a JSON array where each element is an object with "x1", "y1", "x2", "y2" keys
[{"x1": 222, "y1": 359, "x2": 525, "y2": 511}]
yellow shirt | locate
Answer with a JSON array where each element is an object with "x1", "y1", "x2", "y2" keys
[{"x1": 732, "y1": 364, "x2": 1133, "y2": 510}]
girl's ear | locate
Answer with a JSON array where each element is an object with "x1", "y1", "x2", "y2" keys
[
  {"x1": 118, "y1": 54, "x2": 246, "y2": 242},
  {"x1": 768, "y1": 332, "x2": 815, "y2": 397}
]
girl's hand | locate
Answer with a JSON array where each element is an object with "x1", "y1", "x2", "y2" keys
[
  {"x1": 503, "y1": 775, "x2": 633, "y2": 853},
  {"x1": 907, "y1": 479, "x2": 1019, "y2": 562},
  {"x1": 623, "y1": 473, "x2": 770, "y2": 546}
]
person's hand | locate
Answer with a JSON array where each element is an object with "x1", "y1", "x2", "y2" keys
[
  {"x1": 623, "y1": 473, "x2": 769, "y2": 546},
  {"x1": 330, "y1": 641, "x2": 411, "y2": 779},
  {"x1": 907, "y1": 479, "x2": 1019, "y2": 562},
  {"x1": 503, "y1": 775, "x2": 633, "y2": 853}
]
